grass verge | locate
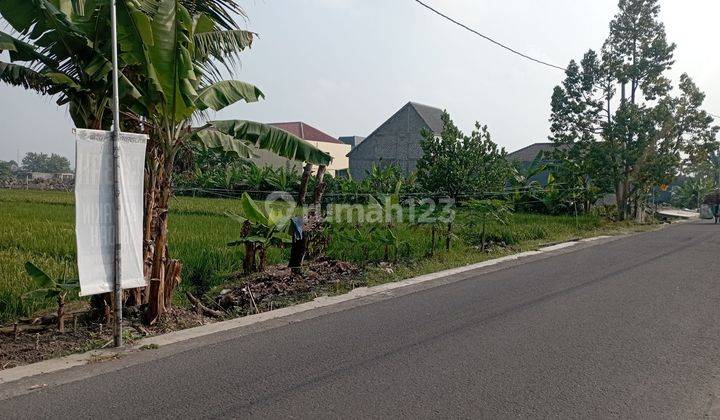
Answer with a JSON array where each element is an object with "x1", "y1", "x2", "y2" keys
[{"x1": 1, "y1": 189, "x2": 655, "y2": 324}]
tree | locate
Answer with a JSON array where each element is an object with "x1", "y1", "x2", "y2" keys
[
  {"x1": 226, "y1": 193, "x2": 293, "y2": 273},
  {"x1": 549, "y1": 0, "x2": 715, "y2": 220},
  {"x1": 549, "y1": 52, "x2": 609, "y2": 213},
  {"x1": 416, "y1": 112, "x2": 510, "y2": 200},
  {"x1": 671, "y1": 177, "x2": 713, "y2": 210},
  {"x1": 0, "y1": 161, "x2": 12, "y2": 179},
  {"x1": 20, "y1": 152, "x2": 71, "y2": 172},
  {"x1": 47, "y1": 153, "x2": 72, "y2": 172},
  {"x1": 21, "y1": 152, "x2": 49, "y2": 172},
  {"x1": 602, "y1": 0, "x2": 677, "y2": 219},
  {"x1": 677, "y1": 75, "x2": 720, "y2": 188},
  {"x1": 1, "y1": 0, "x2": 331, "y2": 323}
]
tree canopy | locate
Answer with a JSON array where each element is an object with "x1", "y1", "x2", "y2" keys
[
  {"x1": 21, "y1": 152, "x2": 71, "y2": 173},
  {"x1": 416, "y1": 112, "x2": 510, "y2": 199},
  {"x1": 548, "y1": 0, "x2": 718, "y2": 219}
]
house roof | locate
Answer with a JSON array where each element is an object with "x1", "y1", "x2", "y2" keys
[
  {"x1": 339, "y1": 136, "x2": 365, "y2": 147},
  {"x1": 507, "y1": 142, "x2": 557, "y2": 162},
  {"x1": 269, "y1": 122, "x2": 342, "y2": 144},
  {"x1": 408, "y1": 102, "x2": 444, "y2": 134},
  {"x1": 347, "y1": 101, "x2": 444, "y2": 158}
]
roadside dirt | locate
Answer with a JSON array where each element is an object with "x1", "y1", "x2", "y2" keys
[
  {"x1": 1, "y1": 258, "x2": 363, "y2": 370},
  {"x1": 0, "y1": 307, "x2": 212, "y2": 370}
]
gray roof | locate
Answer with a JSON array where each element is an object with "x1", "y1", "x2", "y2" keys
[
  {"x1": 339, "y1": 136, "x2": 365, "y2": 148},
  {"x1": 408, "y1": 102, "x2": 444, "y2": 134},
  {"x1": 507, "y1": 142, "x2": 557, "y2": 163},
  {"x1": 347, "y1": 101, "x2": 445, "y2": 158}
]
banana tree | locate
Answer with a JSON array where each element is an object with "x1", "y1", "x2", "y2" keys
[
  {"x1": 0, "y1": 0, "x2": 266, "y2": 127},
  {"x1": 508, "y1": 155, "x2": 546, "y2": 212},
  {"x1": 226, "y1": 193, "x2": 293, "y2": 273},
  {"x1": 266, "y1": 167, "x2": 301, "y2": 192},
  {"x1": 121, "y1": 1, "x2": 329, "y2": 324},
  {"x1": 334, "y1": 224, "x2": 377, "y2": 265},
  {"x1": 1, "y1": 0, "x2": 331, "y2": 323},
  {"x1": 22, "y1": 262, "x2": 79, "y2": 333},
  {"x1": 367, "y1": 183, "x2": 404, "y2": 260},
  {"x1": 0, "y1": 0, "x2": 122, "y2": 129}
]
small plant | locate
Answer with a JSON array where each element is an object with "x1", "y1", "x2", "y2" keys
[
  {"x1": 22, "y1": 262, "x2": 79, "y2": 333},
  {"x1": 266, "y1": 167, "x2": 301, "y2": 191},
  {"x1": 242, "y1": 164, "x2": 273, "y2": 191},
  {"x1": 409, "y1": 201, "x2": 448, "y2": 256},
  {"x1": 139, "y1": 343, "x2": 160, "y2": 351},
  {"x1": 334, "y1": 224, "x2": 377, "y2": 265},
  {"x1": 509, "y1": 155, "x2": 546, "y2": 212},
  {"x1": 227, "y1": 193, "x2": 293, "y2": 273},
  {"x1": 367, "y1": 182, "x2": 407, "y2": 261},
  {"x1": 364, "y1": 165, "x2": 405, "y2": 195},
  {"x1": 465, "y1": 199, "x2": 513, "y2": 251}
]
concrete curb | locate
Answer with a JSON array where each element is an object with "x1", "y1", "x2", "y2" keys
[{"x1": 0, "y1": 233, "x2": 621, "y2": 385}]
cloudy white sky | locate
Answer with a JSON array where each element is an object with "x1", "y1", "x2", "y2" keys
[{"x1": 1, "y1": 0, "x2": 718, "y2": 163}]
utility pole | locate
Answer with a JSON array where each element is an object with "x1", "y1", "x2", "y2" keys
[{"x1": 110, "y1": 0, "x2": 123, "y2": 347}]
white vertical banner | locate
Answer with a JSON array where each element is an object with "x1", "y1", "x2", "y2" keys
[{"x1": 74, "y1": 128, "x2": 148, "y2": 296}]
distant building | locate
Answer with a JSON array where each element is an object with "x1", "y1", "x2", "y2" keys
[
  {"x1": 506, "y1": 142, "x2": 557, "y2": 166},
  {"x1": 347, "y1": 102, "x2": 444, "y2": 180},
  {"x1": 339, "y1": 136, "x2": 365, "y2": 149},
  {"x1": 17, "y1": 171, "x2": 75, "y2": 181},
  {"x1": 260, "y1": 122, "x2": 350, "y2": 175},
  {"x1": 507, "y1": 142, "x2": 560, "y2": 185}
]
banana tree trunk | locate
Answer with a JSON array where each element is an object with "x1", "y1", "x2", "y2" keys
[
  {"x1": 243, "y1": 243, "x2": 256, "y2": 273},
  {"x1": 312, "y1": 165, "x2": 327, "y2": 208},
  {"x1": 143, "y1": 146, "x2": 182, "y2": 324},
  {"x1": 289, "y1": 165, "x2": 327, "y2": 269},
  {"x1": 57, "y1": 294, "x2": 65, "y2": 333},
  {"x1": 257, "y1": 246, "x2": 267, "y2": 272},
  {"x1": 297, "y1": 163, "x2": 313, "y2": 205}
]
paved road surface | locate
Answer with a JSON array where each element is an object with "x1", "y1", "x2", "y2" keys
[{"x1": 1, "y1": 222, "x2": 719, "y2": 418}]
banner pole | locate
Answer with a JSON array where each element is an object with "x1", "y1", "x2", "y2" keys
[{"x1": 110, "y1": 0, "x2": 123, "y2": 347}]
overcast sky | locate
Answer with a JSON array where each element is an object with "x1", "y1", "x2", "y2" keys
[{"x1": 1, "y1": 0, "x2": 718, "y2": 163}]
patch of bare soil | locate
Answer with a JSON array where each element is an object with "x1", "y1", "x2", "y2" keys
[
  {"x1": 216, "y1": 258, "x2": 363, "y2": 313},
  {"x1": 0, "y1": 258, "x2": 362, "y2": 370},
  {"x1": 0, "y1": 307, "x2": 215, "y2": 370}
]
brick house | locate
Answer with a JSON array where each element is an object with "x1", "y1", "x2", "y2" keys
[{"x1": 347, "y1": 102, "x2": 444, "y2": 180}]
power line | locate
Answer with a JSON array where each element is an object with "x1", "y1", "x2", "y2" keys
[
  {"x1": 413, "y1": 0, "x2": 567, "y2": 71},
  {"x1": 413, "y1": 1, "x2": 720, "y2": 119}
]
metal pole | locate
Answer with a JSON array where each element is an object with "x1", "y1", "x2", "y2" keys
[{"x1": 110, "y1": 0, "x2": 123, "y2": 347}]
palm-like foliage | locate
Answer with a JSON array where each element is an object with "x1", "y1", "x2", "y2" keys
[
  {"x1": 0, "y1": 0, "x2": 116, "y2": 128},
  {"x1": 1, "y1": 0, "x2": 331, "y2": 323},
  {"x1": 0, "y1": 0, "x2": 331, "y2": 165},
  {"x1": 226, "y1": 193, "x2": 293, "y2": 272},
  {"x1": 508, "y1": 155, "x2": 546, "y2": 211},
  {"x1": 22, "y1": 262, "x2": 79, "y2": 333}
]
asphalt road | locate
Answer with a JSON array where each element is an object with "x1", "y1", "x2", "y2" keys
[{"x1": 1, "y1": 222, "x2": 720, "y2": 418}]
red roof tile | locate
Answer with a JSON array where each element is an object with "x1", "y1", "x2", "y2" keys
[{"x1": 269, "y1": 122, "x2": 342, "y2": 144}]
